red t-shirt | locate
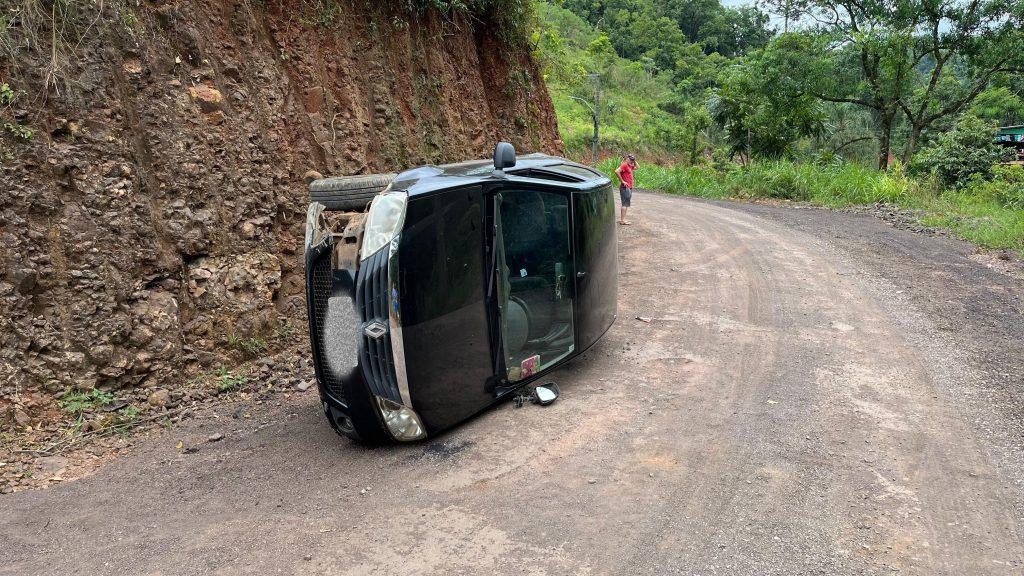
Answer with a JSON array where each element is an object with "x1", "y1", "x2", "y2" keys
[{"x1": 618, "y1": 161, "x2": 635, "y2": 188}]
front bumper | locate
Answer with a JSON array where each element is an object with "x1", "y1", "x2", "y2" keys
[{"x1": 305, "y1": 222, "x2": 423, "y2": 443}]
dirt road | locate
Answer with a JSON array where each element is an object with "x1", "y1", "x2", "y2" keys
[{"x1": 4, "y1": 192, "x2": 1023, "y2": 575}]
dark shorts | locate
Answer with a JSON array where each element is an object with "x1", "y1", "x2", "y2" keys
[{"x1": 619, "y1": 185, "x2": 632, "y2": 207}]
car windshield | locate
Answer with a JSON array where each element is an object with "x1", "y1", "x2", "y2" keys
[{"x1": 495, "y1": 190, "x2": 576, "y2": 382}]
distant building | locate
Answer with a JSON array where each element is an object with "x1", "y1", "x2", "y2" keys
[{"x1": 996, "y1": 125, "x2": 1024, "y2": 162}]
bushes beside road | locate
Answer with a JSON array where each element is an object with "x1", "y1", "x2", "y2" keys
[{"x1": 598, "y1": 158, "x2": 1024, "y2": 253}]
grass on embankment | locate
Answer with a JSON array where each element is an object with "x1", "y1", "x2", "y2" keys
[{"x1": 597, "y1": 159, "x2": 1024, "y2": 253}]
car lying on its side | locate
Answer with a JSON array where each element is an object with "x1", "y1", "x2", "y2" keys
[{"x1": 304, "y1": 143, "x2": 618, "y2": 443}]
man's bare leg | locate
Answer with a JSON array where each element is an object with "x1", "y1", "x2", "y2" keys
[{"x1": 619, "y1": 205, "x2": 630, "y2": 225}]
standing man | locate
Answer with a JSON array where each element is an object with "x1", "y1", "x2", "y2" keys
[{"x1": 615, "y1": 153, "x2": 637, "y2": 225}]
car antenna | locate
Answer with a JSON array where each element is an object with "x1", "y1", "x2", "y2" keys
[{"x1": 493, "y1": 141, "x2": 516, "y2": 178}]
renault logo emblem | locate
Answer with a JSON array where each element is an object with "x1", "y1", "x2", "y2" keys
[{"x1": 363, "y1": 321, "x2": 387, "y2": 340}]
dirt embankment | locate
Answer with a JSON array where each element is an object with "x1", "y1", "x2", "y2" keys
[{"x1": 0, "y1": 1, "x2": 561, "y2": 427}]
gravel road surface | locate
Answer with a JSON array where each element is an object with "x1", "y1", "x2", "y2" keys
[{"x1": 3, "y1": 192, "x2": 1023, "y2": 575}]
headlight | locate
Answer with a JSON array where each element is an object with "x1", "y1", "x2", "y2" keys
[
  {"x1": 375, "y1": 396, "x2": 426, "y2": 441},
  {"x1": 304, "y1": 202, "x2": 326, "y2": 250},
  {"x1": 361, "y1": 192, "x2": 407, "y2": 259}
]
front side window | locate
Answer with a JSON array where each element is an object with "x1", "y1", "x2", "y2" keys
[{"x1": 495, "y1": 190, "x2": 575, "y2": 382}]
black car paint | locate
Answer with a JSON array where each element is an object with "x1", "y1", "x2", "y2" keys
[
  {"x1": 307, "y1": 156, "x2": 617, "y2": 442},
  {"x1": 397, "y1": 186, "x2": 496, "y2": 433}
]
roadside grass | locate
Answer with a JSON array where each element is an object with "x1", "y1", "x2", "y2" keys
[
  {"x1": 598, "y1": 159, "x2": 1024, "y2": 254},
  {"x1": 228, "y1": 334, "x2": 268, "y2": 357},
  {"x1": 59, "y1": 389, "x2": 115, "y2": 415},
  {"x1": 922, "y1": 194, "x2": 1024, "y2": 251},
  {"x1": 213, "y1": 366, "x2": 248, "y2": 393},
  {"x1": 55, "y1": 388, "x2": 147, "y2": 438}
]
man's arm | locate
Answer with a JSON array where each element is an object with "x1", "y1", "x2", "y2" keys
[{"x1": 614, "y1": 164, "x2": 624, "y2": 183}]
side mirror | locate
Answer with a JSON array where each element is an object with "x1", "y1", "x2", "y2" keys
[
  {"x1": 493, "y1": 141, "x2": 516, "y2": 171},
  {"x1": 531, "y1": 383, "x2": 559, "y2": 406}
]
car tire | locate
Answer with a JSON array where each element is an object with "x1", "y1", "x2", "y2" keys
[{"x1": 309, "y1": 173, "x2": 397, "y2": 212}]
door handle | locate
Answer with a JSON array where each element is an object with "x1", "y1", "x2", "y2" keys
[{"x1": 577, "y1": 271, "x2": 587, "y2": 278}]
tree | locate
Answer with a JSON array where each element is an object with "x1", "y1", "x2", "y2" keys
[
  {"x1": 671, "y1": 42, "x2": 727, "y2": 95},
  {"x1": 766, "y1": 0, "x2": 1024, "y2": 169},
  {"x1": 532, "y1": 0, "x2": 598, "y2": 50},
  {"x1": 701, "y1": 6, "x2": 775, "y2": 57},
  {"x1": 655, "y1": 0, "x2": 725, "y2": 45},
  {"x1": 586, "y1": 34, "x2": 618, "y2": 70},
  {"x1": 559, "y1": 0, "x2": 609, "y2": 25},
  {"x1": 970, "y1": 86, "x2": 1024, "y2": 125},
  {"x1": 897, "y1": 0, "x2": 1024, "y2": 163},
  {"x1": 606, "y1": 10, "x2": 689, "y2": 71},
  {"x1": 682, "y1": 102, "x2": 713, "y2": 164},
  {"x1": 641, "y1": 17, "x2": 691, "y2": 70},
  {"x1": 562, "y1": 0, "x2": 644, "y2": 29},
  {"x1": 773, "y1": 28, "x2": 917, "y2": 169},
  {"x1": 912, "y1": 114, "x2": 1013, "y2": 185},
  {"x1": 709, "y1": 53, "x2": 826, "y2": 159}
]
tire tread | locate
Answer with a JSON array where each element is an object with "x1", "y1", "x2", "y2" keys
[{"x1": 309, "y1": 173, "x2": 397, "y2": 211}]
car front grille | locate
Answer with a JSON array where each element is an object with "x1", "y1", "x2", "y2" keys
[
  {"x1": 308, "y1": 252, "x2": 346, "y2": 402},
  {"x1": 355, "y1": 247, "x2": 400, "y2": 402}
]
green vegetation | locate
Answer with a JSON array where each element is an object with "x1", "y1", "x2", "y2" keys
[
  {"x1": 213, "y1": 366, "x2": 248, "y2": 393},
  {"x1": 59, "y1": 389, "x2": 115, "y2": 415},
  {"x1": 229, "y1": 335, "x2": 268, "y2": 358},
  {"x1": 598, "y1": 159, "x2": 1024, "y2": 251},
  {"x1": 534, "y1": 1, "x2": 721, "y2": 157},
  {"x1": 299, "y1": 0, "x2": 345, "y2": 27},
  {"x1": 912, "y1": 114, "x2": 1015, "y2": 187},
  {"x1": 1, "y1": 82, "x2": 33, "y2": 161},
  {"x1": 276, "y1": 320, "x2": 296, "y2": 340},
  {"x1": 299, "y1": 0, "x2": 534, "y2": 43},
  {"x1": 598, "y1": 157, "x2": 920, "y2": 204},
  {"x1": 118, "y1": 405, "x2": 141, "y2": 420},
  {"x1": 534, "y1": 0, "x2": 773, "y2": 159},
  {"x1": 535, "y1": 0, "x2": 1023, "y2": 163},
  {"x1": 535, "y1": 0, "x2": 1023, "y2": 252}
]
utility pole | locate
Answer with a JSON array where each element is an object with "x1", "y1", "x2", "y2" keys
[{"x1": 570, "y1": 73, "x2": 601, "y2": 166}]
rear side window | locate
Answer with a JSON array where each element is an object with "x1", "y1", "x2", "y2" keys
[
  {"x1": 508, "y1": 168, "x2": 579, "y2": 182},
  {"x1": 556, "y1": 164, "x2": 603, "y2": 179}
]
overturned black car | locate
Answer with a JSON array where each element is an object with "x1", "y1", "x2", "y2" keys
[{"x1": 304, "y1": 143, "x2": 618, "y2": 443}]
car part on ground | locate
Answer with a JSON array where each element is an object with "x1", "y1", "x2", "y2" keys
[
  {"x1": 532, "y1": 383, "x2": 559, "y2": 405},
  {"x1": 512, "y1": 382, "x2": 560, "y2": 408},
  {"x1": 309, "y1": 173, "x2": 397, "y2": 212}
]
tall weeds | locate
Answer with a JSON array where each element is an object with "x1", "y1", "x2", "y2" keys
[{"x1": 2, "y1": 0, "x2": 134, "y2": 96}]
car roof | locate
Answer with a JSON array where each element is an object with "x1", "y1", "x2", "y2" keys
[{"x1": 390, "y1": 153, "x2": 610, "y2": 196}]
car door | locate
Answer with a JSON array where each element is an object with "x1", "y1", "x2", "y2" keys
[
  {"x1": 396, "y1": 185, "x2": 497, "y2": 432},
  {"x1": 491, "y1": 185, "x2": 577, "y2": 385},
  {"x1": 573, "y1": 183, "x2": 618, "y2": 352}
]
